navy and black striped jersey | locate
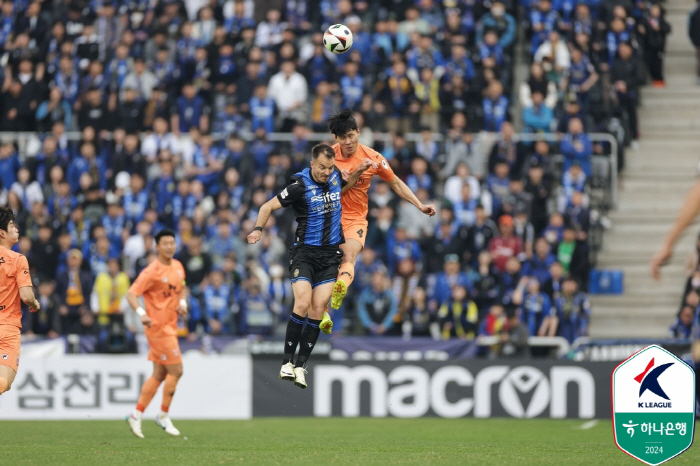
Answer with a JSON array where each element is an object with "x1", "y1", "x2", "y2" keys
[{"x1": 277, "y1": 167, "x2": 346, "y2": 247}]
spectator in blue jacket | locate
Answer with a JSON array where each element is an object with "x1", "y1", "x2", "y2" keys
[
  {"x1": 482, "y1": 80, "x2": 509, "y2": 132},
  {"x1": 354, "y1": 247, "x2": 386, "y2": 296},
  {"x1": 249, "y1": 83, "x2": 275, "y2": 133},
  {"x1": 0, "y1": 142, "x2": 20, "y2": 190},
  {"x1": 560, "y1": 117, "x2": 593, "y2": 176},
  {"x1": 339, "y1": 61, "x2": 364, "y2": 110},
  {"x1": 522, "y1": 90, "x2": 554, "y2": 133},
  {"x1": 530, "y1": 0, "x2": 560, "y2": 54},
  {"x1": 476, "y1": 2, "x2": 516, "y2": 49},
  {"x1": 518, "y1": 277, "x2": 553, "y2": 336},
  {"x1": 386, "y1": 224, "x2": 422, "y2": 275},
  {"x1": 372, "y1": 18, "x2": 409, "y2": 66},
  {"x1": 554, "y1": 277, "x2": 590, "y2": 343},
  {"x1": 443, "y1": 43, "x2": 476, "y2": 83},
  {"x1": 102, "y1": 201, "x2": 126, "y2": 251},
  {"x1": 36, "y1": 87, "x2": 72, "y2": 133},
  {"x1": 669, "y1": 305, "x2": 694, "y2": 339},
  {"x1": 237, "y1": 276, "x2": 274, "y2": 336},
  {"x1": 428, "y1": 254, "x2": 471, "y2": 311},
  {"x1": 407, "y1": 34, "x2": 445, "y2": 82},
  {"x1": 122, "y1": 173, "x2": 149, "y2": 225},
  {"x1": 203, "y1": 269, "x2": 233, "y2": 335},
  {"x1": 357, "y1": 269, "x2": 399, "y2": 336},
  {"x1": 522, "y1": 238, "x2": 556, "y2": 284},
  {"x1": 173, "y1": 82, "x2": 206, "y2": 134},
  {"x1": 67, "y1": 142, "x2": 107, "y2": 193},
  {"x1": 478, "y1": 30, "x2": 505, "y2": 67}
]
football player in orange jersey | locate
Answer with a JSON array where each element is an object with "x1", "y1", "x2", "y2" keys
[
  {"x1": 125, "y1": 228, "x2": 187, "y2": 438},
  {"x1": 324, "y1": 110, "x2": 436, "y2": 332},
  {"x1": 0, "y1": 206, "x2": 40, "y2": 396}
]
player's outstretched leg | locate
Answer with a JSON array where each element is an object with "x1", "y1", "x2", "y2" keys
[
  {"x1": 280, "y1": 312, "x2": 305, "y2": 381},
  {"x1": 295, "y1": 282, "x2": 336, "y2": 388},
  {"x1": 331, "y1": 239, "x2": 362, "y2": 311},
  {"x1": 319, "y1": 310, "x2": 334, "y2": 335},
  {"x1": 286, "y1": 281, "x2": 313, "y2": 385},
  {"x1": 129, "y1": 368, "x2": 164, "y2": 439},
  {"x1": 156, "y1": 367, "x2": 182, "y2": 436},
  {"x1": 293, "y1": 317, "x2": 320, "y2": 389}
]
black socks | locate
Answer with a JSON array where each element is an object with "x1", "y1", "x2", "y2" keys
[
  {"x1": 295, "y1": 318, "x2": 322, "y2": 368},
  {"x1": 282, "y1": 313, "x2": 305, "y2": 365}
]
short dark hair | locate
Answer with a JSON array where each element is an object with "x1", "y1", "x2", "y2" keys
[
  {"x1": 154, "y1": 228, "x2": 176, "y2": 244},
  {"x1": 0, "y1": 205, "x2": 15, "y2": 232},
  {"x1": 311, "y1": 143, "x2": 335, "y2": 160},
  {"x1": 327, "y1": 109, "x2": 358, "y2": 136}
]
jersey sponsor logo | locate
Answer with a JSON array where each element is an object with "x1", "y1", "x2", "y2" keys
[{"x1": 310, "y1": 192, "x2": 341, "y2": 203}]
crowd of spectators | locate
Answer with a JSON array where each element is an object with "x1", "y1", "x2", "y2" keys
[{"x1": 0, "y1": 0, "x2": 666, "y2": 349}]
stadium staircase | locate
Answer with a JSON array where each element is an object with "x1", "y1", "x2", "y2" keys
[{"x1": 589, "y1": 0, "x2": 700, "y2": 338}]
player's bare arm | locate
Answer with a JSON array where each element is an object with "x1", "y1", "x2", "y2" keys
[
  {"x1": 651, "y1": 180, "x2": 700, "y2": 280},
  {"x1": 247, "y1": 196, "x2": 284, "y2": 244},
  {"x1": 342, "y1": 158, "x2": 377, "y2": 193},
  {"x1": 387, "y1": 175, "x2": 436, "y2": 216},
  {"x1": 125, "y1": 291, "x2": 152, "y2": 328},
  {"x1": 176, "y1": 287, "x2": 188, "y2": 318},
  {"x1": 19, "y1": 286, "x2": 40, "y2": 312}
]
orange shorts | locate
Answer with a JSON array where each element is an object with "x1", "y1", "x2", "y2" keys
[
  {"x1": 147, "y1": 335, "x2": 182, "y2": 366},
  {"x1": 0, "y1": 325, "x2": 21, "y2": 372},
  {"x1": 342, "y1": 220, "x2": 369, "y2": 250}
]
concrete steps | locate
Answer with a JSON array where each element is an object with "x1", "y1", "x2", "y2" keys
[{"x1": 589, "y1": 0, "x2": 700, "y2": 338}]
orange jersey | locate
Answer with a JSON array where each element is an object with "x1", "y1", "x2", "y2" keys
[
  {"x1": 128, "y1": 258, "x2": 186, "y2": 338},
  {"x1": 333, "y1": 143, "x2": 395, "y2": 222},
  {"x1": 0, "y1": 245, "x2": 33, "y2": 329}
]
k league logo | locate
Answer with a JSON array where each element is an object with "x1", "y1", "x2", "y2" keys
[
  {"x1": 635, "y1": 358, "x2": 673, "y2": 405},
  {"x1": 612, "y1": 345, "x2": 695, "y2": 466}
]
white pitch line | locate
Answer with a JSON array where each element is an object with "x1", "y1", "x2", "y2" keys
[{"x1": 580, "y1": 420, "x2": 598, "y2": 430}]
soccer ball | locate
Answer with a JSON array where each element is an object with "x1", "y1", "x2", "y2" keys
[{"x1": 323, "y1": 24, "x2": 353, "y2": 54}]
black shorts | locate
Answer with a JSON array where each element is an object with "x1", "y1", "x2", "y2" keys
[{"x1": 289, "y1": 245, "x2": 343, "y2": 288}]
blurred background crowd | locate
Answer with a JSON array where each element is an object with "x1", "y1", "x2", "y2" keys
[{"x1": 0, "y1": 0, "x2": 666, "y2": 352}]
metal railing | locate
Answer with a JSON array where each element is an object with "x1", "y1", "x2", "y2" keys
[{"x1": 476, "y1": 335, "x2": 572, "y2": 358}]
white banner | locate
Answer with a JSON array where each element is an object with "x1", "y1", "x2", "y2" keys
[{"x1": 0, "y1": 354, "x2": 252, "y2": 420}]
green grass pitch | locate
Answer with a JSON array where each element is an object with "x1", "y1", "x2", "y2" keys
[{"x1": 0, "y1": 418, "x2": 697, "y2": 465}]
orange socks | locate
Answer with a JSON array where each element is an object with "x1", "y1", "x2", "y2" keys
[
  {"x1": 136, "y1": 376, "x2": 162, "y2": 412},
  {"x1": 338, "y1": 262, "x2": 355, "y2": 287},
  {"x1": 160, "y1": 374, "x2": 179, "y2": 412}
]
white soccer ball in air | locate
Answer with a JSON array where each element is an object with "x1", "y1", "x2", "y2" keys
[{"x1": 323, "y1": 24, "x2": 354, "y2": 54}]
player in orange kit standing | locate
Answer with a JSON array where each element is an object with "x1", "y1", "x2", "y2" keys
[
  {"x1": 0, "y1": 206, "x2": 40, "y2": 396},
  {"x1": 125, "y1": 228, "x2": 187, "y2": 438},
  {"x1": 325, "y1": 110, "x2": 436, "y2": 333}
]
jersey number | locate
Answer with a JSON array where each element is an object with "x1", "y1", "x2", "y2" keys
[
  {"x1": 0, "y1": 257, "x2": 4, "y2": 264},
  {"x1": 0, "y1": 305, "x2": 5, "y2": 311},
  {"x1": 357, "y1": 229, "x2": 364, "y2": 238}
]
